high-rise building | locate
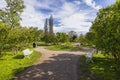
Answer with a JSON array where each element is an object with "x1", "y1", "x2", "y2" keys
[
  {"x1": 44, "y1": 15, "x2": 54, "y2": 34},
  {"x1": 44, "y1": 18, "x2": 48, "y2": 34},
  {"x1": 49, "y1": 15, "x2": 53, "y2": 34}
]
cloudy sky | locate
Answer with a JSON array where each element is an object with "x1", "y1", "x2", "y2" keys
[{"x1": 0, "y1": 0, "x2": 115, "y2": 34}]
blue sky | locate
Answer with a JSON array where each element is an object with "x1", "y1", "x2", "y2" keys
[{"x1": 0, "y1": 0, "x2": 115, "y2": 34}]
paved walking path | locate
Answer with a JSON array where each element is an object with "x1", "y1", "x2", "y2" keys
[{"x1": 15, "y1": 46, "x2": 89, "y2": 80}]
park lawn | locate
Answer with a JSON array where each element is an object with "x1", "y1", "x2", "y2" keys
[
  {"x1": 46, "y1": 42, "x2": 81, "y2": 51},
  {"x1": 46, "y1": 45, "x2": 74, "y2": 51},
  {"x1": 79, "y1": 53, "x2": 120, "y2": 80},
  {"x1": 0, "y1": 50, "x2": 41, "y2": 80},
  {"x1": 37, "y1": 42, "x2": 46, "y2": 46}
]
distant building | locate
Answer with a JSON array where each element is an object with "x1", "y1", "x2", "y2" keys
[
  {"x1": 49, "y1": 15, "x2": 54, "y2": 34},
  {"x1": 44, "y1": 18, "x2": 48, "y2": 34},
  {"x1": 44, "y1": 15, "x2": 54, "y2": 34}
]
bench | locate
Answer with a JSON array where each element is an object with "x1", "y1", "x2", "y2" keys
[
  {"x1": 86, "y1": 50, "x2": 94, "y2": 63},
  {"x1": 23, "y1": 49, "x2": 33, "y2": 58}
]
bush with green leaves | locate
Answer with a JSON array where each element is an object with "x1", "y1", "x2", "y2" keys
[{"x1": 89, "y1": 1, "x2": 120, "y2": 61}]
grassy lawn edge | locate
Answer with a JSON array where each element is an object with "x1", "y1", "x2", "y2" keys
[
  {"x1": 0, "y1": 50, "x2": 41, "y2": 80},
  {"x1": 78, "y1": 53, "x2": 120, "y2": 80}
]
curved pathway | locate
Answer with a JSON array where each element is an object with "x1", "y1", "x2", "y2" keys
[{"x1": 15, "y1": 46, "x2": 90, "y2": 80}]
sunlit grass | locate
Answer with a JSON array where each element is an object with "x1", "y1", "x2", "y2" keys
[
  {"x1": 79, "y1": 53, "x2": 120, "y2": 80},
  {"x1": 37, "y1": 42, "x2": 46, "y2": 46},
  {"x1": 46, "y1": 42, "x2": 78, "y2": 51},
  {"x1": 0, "y1": 51, "x2": 41, "y2": 80}
]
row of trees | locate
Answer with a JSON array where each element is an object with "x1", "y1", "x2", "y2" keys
[
  {"x1": 0, "y1": 21, "x2": 44, "y2": 55},
  {"x1": 0, "y1": 0, "x2": 88, "y2": 55},
  {"x1": 82, "y1": 0, "x2": 120, "y2": 61},
  {"x1": 0, "y1": 0, "x2": 79, "y2": 54},
  {"x1": 0, "y1": 0, "x2": 44, "y2": 55},
  {"x1": 43, "y1": 31, "x2": 78, "y2": 44}
]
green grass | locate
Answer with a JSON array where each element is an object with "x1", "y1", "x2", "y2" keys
[
  {"x1": 37, "y1": 42, "x2": 52, "y2": 46},
  {"x1": 46, "y1": 43, "x2": 77, "y2": 51},
  {"x1": 79, "y1": 53, "x2": 120, "y2": 80},
  {"x1": 46, "y1": 44, "x2": 82, "y2": 51},
  {"x1": 0, "y1": 50, "x2": 41, "y2": 80},
  {"x1": 37, "y1": 42, "x2": 46, "y2": 46}
]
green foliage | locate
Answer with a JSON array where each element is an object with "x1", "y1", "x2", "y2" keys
[
  {"x1": 79, "y1": 54, "x2": 120, "y2": 80},
  {"x1": 89, "y1": 2, "x2": 120, "y2": 60},
  {"x1": 116, "y1": 0, "x2": 120, "y2": 3},
  {"x1": 56, "y1": 32, "x2": 70, "y2": 43},
  {"x1": 0, "y1": 22, "x2": 44, "y2": 54},
  {"x1": 29, "y1": 27, "x2": 44, "y2": 42},
  {"x1": 79, "y1": 34, "x2": 88, "y2": 46},
  {"x1": 85, "y1": 32, "x2": 95, "y2": 47},
  {"x1": 43, "y1": 34, "x2": 58, "y2": 44},
  {"x1": 68, "y1": 31, "x2": 78, "y2": 42},
  {"x1": 0, "y1": 50, "x2": 41, "y2": 80},
  {"x1": 0, "y1": 0, "x2": 32, "y2": 54},
  {"x1": 0, "y1": 0, "x2": 25, "y2": 28},
  {"x1": 0, "y1": 22, "x2": 11, "y2": 54}
]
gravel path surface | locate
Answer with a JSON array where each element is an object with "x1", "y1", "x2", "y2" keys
[{"x1": 14, "y1": 46, "x2": 89, "y2": 80}]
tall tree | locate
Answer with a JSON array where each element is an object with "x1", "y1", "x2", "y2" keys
[
  {"x1": 49, "y1": 14, "x2": 54, "y2": 34},
  {"x1": 90, "y1": 1, "x2": 120, "y2": 61},
  {"x1": 0, "y1": 0, "x2": 25, "y2": 54},
  {"x1": 0, "y1": 0, "x2": 25, "y2": 28},
  {"x1": 44, "y1": 18, "x2": 48, "y2": 34}
]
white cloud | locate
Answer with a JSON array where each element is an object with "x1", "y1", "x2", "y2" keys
[
  {"x1": 53, "y1": 2, "x2": 96, "y2": 34},
  {"x1": 0, "y1": 0, "x2": 102, "y2": 34},
  {"x1": 0, "y1": 0, "x2": 6, "y2": 9},
  {"x1": 55, "y1": 2, "x2": 78, "y2": 18},
  {"x1": 84, "y1": 0, "x2": 102, "y2": 10},
  {"x1": 54, "y1": 11, "x2": 93, "y2": 33},
  {"x1": 20, "y1": 0, "x2": 47, "y2": 29},
  {"x1": 74, "y1": 1, "x2": 81, "y2": 5}
]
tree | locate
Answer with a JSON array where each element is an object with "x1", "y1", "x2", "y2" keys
[
  {"x1": 68, "y1": 31, "x2": 77, "y2": 42},
  {"x1": 0, "y1": 0, "x2": 25, "y2": 55},
  {"x1": 79, "y1": 34, "x2": 86, "y2": 46},
  {"x1": 44, "y1": 34, "x2": 57, "y2": 44},
  {"x1": 85, "y1": 32, "x2": 95, "y2": 47},
  {"x1": 90, "y1": 1, "x2": 120, "y2": 61},
  {"x1": 0, "y1": 0, "x2": 25, "y2": 28},
  {"x1": 56, "y1": 32, "x2": 70, "y2": 43}
]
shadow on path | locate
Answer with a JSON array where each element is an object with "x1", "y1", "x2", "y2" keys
[{"x1": 14, "y1": 53, "x2": 81, "y2": 80}]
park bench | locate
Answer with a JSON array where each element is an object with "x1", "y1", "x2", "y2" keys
[
  {"x1": 86, "y1": 50, "x2": 94, "y2": 63},
  {"x1": 23, "y1": 49, "x2": 33, "y2": 59}
]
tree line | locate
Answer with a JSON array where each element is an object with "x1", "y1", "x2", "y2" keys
[
  {"x1": 0, "y1": 0, "x2": 79, "y2": 55},
  {"x1": 0, "y1": 0, "x2": 44, "y2": 55},
  {"x1": 80, "y1": 0, "x2": 120, "y2": 61}
]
